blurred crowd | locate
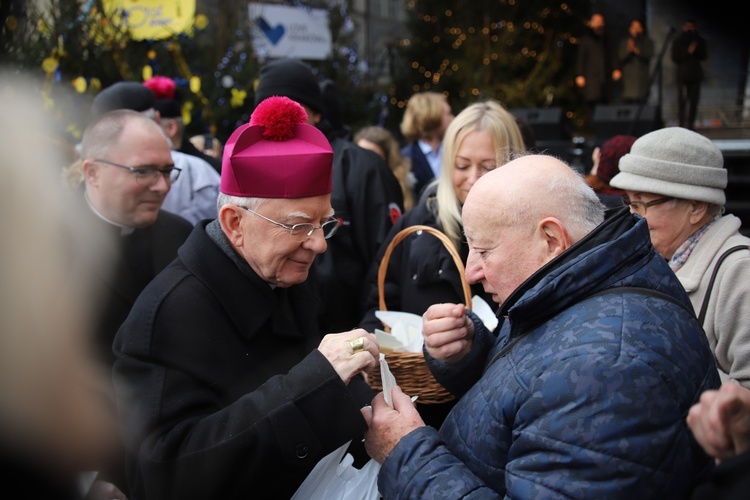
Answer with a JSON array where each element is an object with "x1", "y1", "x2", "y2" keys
[{"x1": 1, "y1": 12, "x2": 746, "y2": 497}]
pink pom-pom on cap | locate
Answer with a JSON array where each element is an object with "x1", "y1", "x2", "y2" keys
[
  {"x1": 249, "y1": 96, "x2": 308, "y2": 141},
  {"x1": 143, "y1": 75, "x2": 176, "y2": 100}
]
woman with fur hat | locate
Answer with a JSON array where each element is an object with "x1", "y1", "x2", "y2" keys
[{"x1": 610, "y1": 126, "x2": 750, "y2": 388}]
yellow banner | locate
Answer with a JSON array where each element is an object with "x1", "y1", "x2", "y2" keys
[{"x1": 103, "y1": 0, "x2": 196, "y2": 40}]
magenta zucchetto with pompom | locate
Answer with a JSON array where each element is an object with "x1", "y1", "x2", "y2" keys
[{"x1": 220, "y1": 96, "x2": 333, "y2": 198}]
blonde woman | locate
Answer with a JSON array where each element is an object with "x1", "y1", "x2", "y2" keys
[
  {"x1": 358, "y1": 100, "x2": 525, "y2": 427},
  {"x1": 400, "y1": 92, "x2": 454, "y2": 198},
  {"x1": 355, "y1": 125, "x2": 415, "y2": 211}
]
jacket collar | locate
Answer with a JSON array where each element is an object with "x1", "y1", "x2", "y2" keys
[
  {"x1": 676, "y1": 214, "x2": 746, "y2": 292},
  {"x1": 178, "y1": 221, "x2": 320, "y2": 342},
  {"x1": 497, "y1": 207, "x2": 653, "y2": 334}
]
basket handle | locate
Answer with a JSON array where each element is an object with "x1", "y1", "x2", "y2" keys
[{"x1": 377, "y1": 225, "x2": 472, "y2": 316}]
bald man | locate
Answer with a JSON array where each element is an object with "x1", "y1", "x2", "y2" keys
[{"x1": 363, "y1": 155, "x2": 720, "y2": 498}]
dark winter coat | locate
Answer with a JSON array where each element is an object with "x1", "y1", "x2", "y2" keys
[
  {"x1": 692, "y1": 448, "x2": 750, "y2": 500},
  {"x1": 401, "y1": 142, "x2": 435, "y2": 201},
  {"x1": 112, "y1": 221, "x2": 375, "y2": 500},
  {"x1": 576, "y1": 28, "x2": 618, "y2": 103},
  {"x1": 618, "y1": 34, "x2": 655, "y2": 101},
  {"x1": 377, "y1": 208, "x2": 719, "y2": 498},
  {"x1": 311, "y1": 137, "x2": 404, "y2": 333},
  {"x1": 92, "y1": 207, "x2": 192, "y2": 367},
  {"x1": 671, "y1": 31, "x2": 708, "y2": 83}
]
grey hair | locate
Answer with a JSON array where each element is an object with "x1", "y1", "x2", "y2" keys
[
  {"x1": 140, "y1": 107, "x2": 157, "y2": 121},
  {"x1": 503, "y1": 160, "x2": 605, "y2": 242},
  {"x1": 216, "y1": 193, "x2": 267, "y2": 214},
  {"x1": 706, "y1": 203, "x2": 724, "y2": 217}
]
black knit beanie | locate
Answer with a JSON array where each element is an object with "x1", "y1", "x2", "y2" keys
[
  {"x1": 91, "y1": 81, "x2": 155, "y2": 118},
  {"x1": 153, "y1": 98, "x2": 182, "y2": 119},
  {"x1": 254, "y1": 59, "x2": 323, "y2": 114}
]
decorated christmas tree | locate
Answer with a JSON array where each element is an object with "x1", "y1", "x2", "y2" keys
[{"x1": 385, "y1": 0, "x2": 591, "y2": 133}]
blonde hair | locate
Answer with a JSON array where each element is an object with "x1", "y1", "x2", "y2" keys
[
  {"x1": 400, "y1": 92, "x2": 447, "y2": 143},
  {"x1": 436, "y1": 100, "x2": 527, "y2": 248},
  {"x1": 354, "y1": 126, "x2": 415, "y2": 211}
]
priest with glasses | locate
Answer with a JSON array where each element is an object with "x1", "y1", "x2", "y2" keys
[{"x1": 112, "y1": 97, "x2": 380, "y2": 499}]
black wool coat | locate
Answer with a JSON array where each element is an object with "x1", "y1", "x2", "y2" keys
[
  {"x1": 576, "y1": 29, "x2": 618, "y2": 103},
  {"x1": 93, "y1": 207, "x2": 192, "y2": 368},
  {"x1": 113, "y1": 221, "x2": 374, "y2": 500},
  {"x1": 671, "y1": 31, "x2": 708, "y2": 83}
]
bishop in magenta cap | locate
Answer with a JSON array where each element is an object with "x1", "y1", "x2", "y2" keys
[{"x1": 220, "y1": 96, "x2": 333, "y2": 198}]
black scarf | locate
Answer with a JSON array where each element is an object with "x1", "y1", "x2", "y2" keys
[{"x1": 206, "y1": 220, "x2": 302, "y2": 339}]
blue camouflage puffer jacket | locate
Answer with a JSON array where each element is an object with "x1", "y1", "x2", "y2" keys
[{"x1": 377, "y1": 208, "x2": 720, "y2": 499}]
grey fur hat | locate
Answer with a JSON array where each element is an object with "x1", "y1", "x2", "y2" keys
[{"x1": 609, "y1": 127, "x2": 727, "y2": 205}]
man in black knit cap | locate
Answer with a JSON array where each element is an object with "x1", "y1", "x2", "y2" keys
[{"x1": 254, "y1": 58, "x2": 404, "y2": 333}]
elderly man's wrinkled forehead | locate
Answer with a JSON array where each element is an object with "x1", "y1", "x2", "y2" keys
[
  {"x1": 463, "y1": 154, "x2": 576, "y2": 228},
  {"x1": 465, "y1": 155, "x2": 536, "y2": 208}
]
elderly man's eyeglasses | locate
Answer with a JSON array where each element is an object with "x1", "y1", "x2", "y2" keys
[
  {"x1": 621, "y1": 195, "x2": 675, "y2": 215},
  {"x1": 240, "y1": 206, "x2": 339, "y2": 241},
  {"x1": 94, "y1": 159, "x2": 181, "y2": 185}
]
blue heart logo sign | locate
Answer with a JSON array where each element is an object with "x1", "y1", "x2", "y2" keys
[{"x1": 256, "y1": 17, "x2": 285, "y2": 45}]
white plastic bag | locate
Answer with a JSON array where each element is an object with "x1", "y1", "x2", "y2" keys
[{"x1": 291, "y1": 440, "x2": 381, "y2": 499}]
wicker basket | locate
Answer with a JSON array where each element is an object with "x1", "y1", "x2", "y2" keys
[{"x1": 367, "y1": 225, "x2": 472, "y2": 405}]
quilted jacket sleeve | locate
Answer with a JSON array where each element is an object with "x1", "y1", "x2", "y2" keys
[{"x1": 425, "y1": 312, "x2": 497, "y2": 398}]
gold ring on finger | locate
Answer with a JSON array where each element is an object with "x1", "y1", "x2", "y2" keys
[{"x1": 349, "y1": 337, "x2": 365, "y2": 354}]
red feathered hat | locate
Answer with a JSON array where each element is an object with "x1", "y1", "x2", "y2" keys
[{"x1": 220, "y1": 96, "x2": 333, "y2": 198}]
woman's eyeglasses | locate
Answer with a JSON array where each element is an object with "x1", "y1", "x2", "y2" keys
[{"x1": 621, "y1": 195, "x2": 675, "y2": 215}]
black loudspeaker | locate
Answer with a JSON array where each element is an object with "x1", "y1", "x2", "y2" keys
[
  {"x1": 510, "y1": 107, "x2": 570, "y2": 142},
  {"x1": 592, "y1": 104, "x2": 661, "y2": 141}
]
